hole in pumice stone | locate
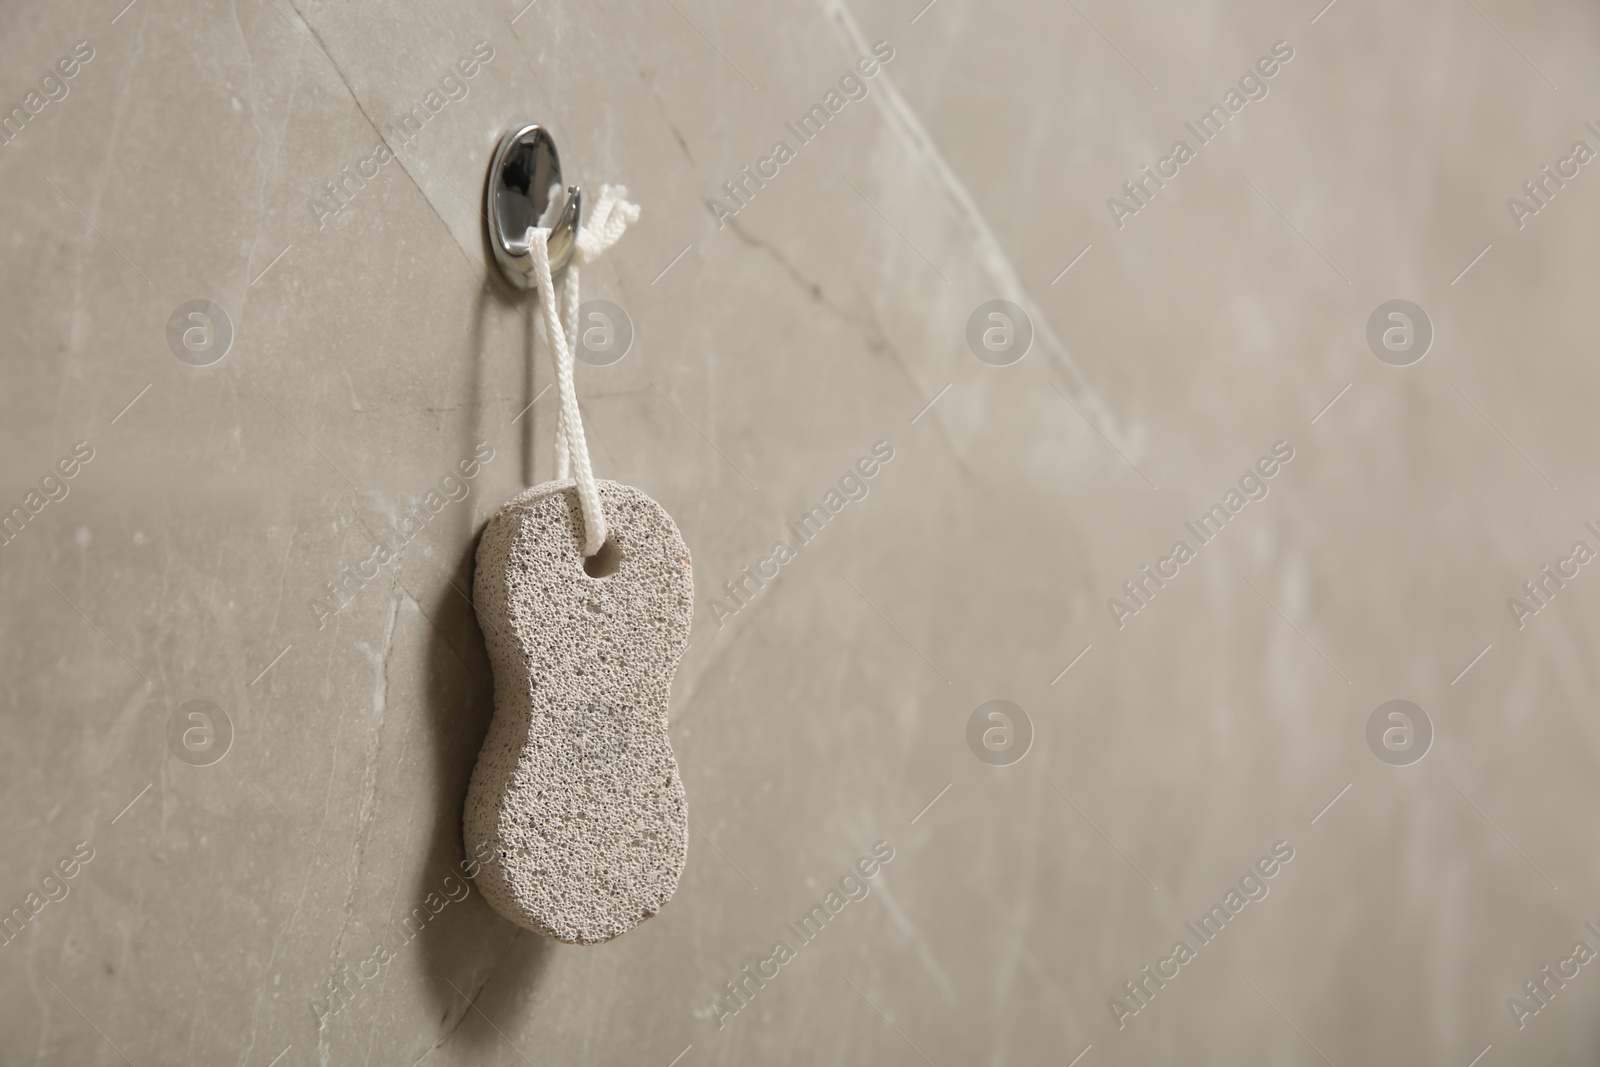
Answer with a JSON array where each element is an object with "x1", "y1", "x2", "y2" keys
[{"x1": 583, "y1": 536, "x2": 622, "y2": 578}]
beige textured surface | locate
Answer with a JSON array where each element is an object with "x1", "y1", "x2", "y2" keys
[
  {"x1": 3, "y1": 0, "x2": 1600, "y2": 1064},
  {"x1": 464, "y1": 479, "x2": 691, "y2": 945}
]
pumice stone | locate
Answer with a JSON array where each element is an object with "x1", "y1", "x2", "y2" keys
[{"x1": 464, "y1": 479, "x2": 693, "y2": 944}]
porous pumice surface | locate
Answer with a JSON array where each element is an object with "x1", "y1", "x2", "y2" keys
[{"x1": 464, "y1": 479, "x2": 693, "y2": 944}]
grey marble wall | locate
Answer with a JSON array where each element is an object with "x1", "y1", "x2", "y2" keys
[{"x1": 3, "y1": 0, "x2": 1599, "y2": 1063}]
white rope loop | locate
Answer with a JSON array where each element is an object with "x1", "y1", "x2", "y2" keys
[{"x1": 528, "y1": 184, "x2": 639, "y2": 557}]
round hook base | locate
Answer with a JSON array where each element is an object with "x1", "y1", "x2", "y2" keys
[{"x1": 487, "y1": 123, "x2": 582, "y2": 290}]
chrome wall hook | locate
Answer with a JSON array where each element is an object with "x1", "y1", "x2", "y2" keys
[{"x1": 487, "y1": 124, "x2": 582, "y2": 290}]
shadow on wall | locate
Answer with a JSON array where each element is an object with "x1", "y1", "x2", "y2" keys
[{"x1": 409, "y1": 276, "x2": 554, "y2": 1049}]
